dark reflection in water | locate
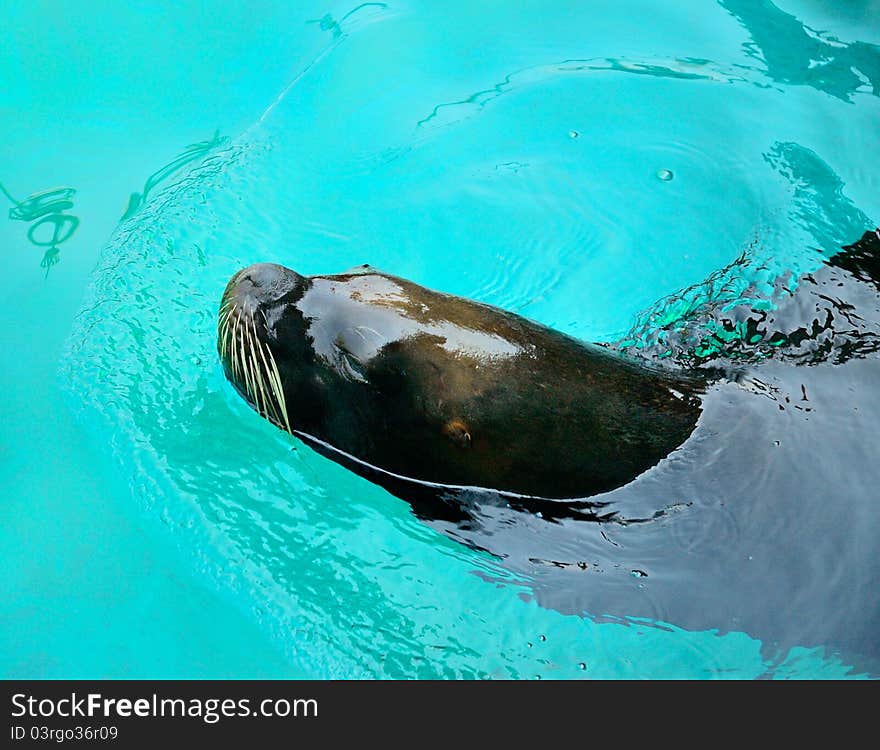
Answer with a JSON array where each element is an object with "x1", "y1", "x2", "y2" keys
[
  {"x1": 307, "y1": 2, "x2": 388, "y2": 39},
  {"x1": 621, "y1": 144, "x2": 880, "y2": 368},
  {"x1": 1, "y1": 182, "x2": 80, "y2": 276},
  {"x1": 830, "y1": 227, "x2": 880, "y2": 291},
  {"x1": 720, "y1": 0, "x2": 880, "y2": 99}
]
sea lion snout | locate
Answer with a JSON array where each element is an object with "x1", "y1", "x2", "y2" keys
[{"x1": 218, "y1": 262, "x2": 312, "y2": 435}]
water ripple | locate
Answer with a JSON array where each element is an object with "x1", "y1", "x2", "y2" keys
[{"x1": 417, "y1": 55, "x2": 765, "y2": 131}]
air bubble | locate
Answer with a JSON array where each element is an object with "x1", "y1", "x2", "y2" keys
[
  {"x1": 568, "y1": 130, "x2": 579, "y2": 139},
  {"x1": 656, "y1": 168, "x2": 674, "y2": 181}
]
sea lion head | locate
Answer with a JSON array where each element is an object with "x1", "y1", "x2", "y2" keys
[{"x1": 217, "y1": 262, "x2": 315, "y2": 434}]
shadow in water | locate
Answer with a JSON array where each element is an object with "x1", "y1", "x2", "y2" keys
[
  {"x1": 307, "y1": 2, "x2": 388, "y2": 39},
  {"x1": 1, "y1": 182, "x2": 80, "y2": 277},
  {"x1": 1, "y1": 130, "x2": 229, "y2": 276}
]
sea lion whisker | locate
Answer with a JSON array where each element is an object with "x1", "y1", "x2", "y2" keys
[
  {"x1": 246, "y1": 324, "x2": 270, "y2": 419},
  {"x1": 217, "y1": 303, "x2": 234, "y2": 335},
  {"x1": 218, "y1": 307, "x2": 234, "y2": 331},
  {"x1": 223, "y1": 315, "x2": 235, "y2": 364},
  {"x1": 247, "y1": 348, "x2": 264, "y2": 417},
  {"x1": 243, "y1": 324, "x2": 259, "y2": 411},
  {"x1": 262, "y1": 344, "x2": 286, "y2": 425},
  {"x1": 239, "y1": 317, "x2": 256, "y2": 403},
  {"x1": 245, "y1": 318, "x2": 271, "y2": 422},
  {"x1": 230, "y1": 311, "x2": 240, "y2": 378},
  {"x1": 228, "y1": 314, "x2": 235, "y2": 374},
  {"x1": 234, "y1": 312, "x2": 247, "y2": 384},
  {"x1": 250, "y1": 317, "x2": 281, "y2": 425},
  {"x1": 259, "y1": 349, "x2": 284, "y2": 428},
  {"x1": 218, "y1": 308, "x2": 232, "y2": 359},
  {"x1": 228, "y1": 309, "x2": 241, "y2": 367},
  {"x1": 234, "y1": 309, "x2": 247, "y2": 381},
  {"x1": 264, "y1": 343, "x2": 292, "y2": 435}
]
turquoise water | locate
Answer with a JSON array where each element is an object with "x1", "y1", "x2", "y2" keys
[{"x1": 2, "y1": 1, "x2": 879, "y2": 678}]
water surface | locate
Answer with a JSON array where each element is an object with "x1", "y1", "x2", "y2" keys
[{"x1": 3, "y1": 0, "x2": 879, "y2": 678}]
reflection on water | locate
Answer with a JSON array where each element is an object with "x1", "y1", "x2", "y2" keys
[
  {"x1": 763, "y1": 141, "x2": 875, "y2": 252},
  {"x1": 619, "y1": 144, "x2": 879, "y2": 368},
  {"x1": 416, "y1": 12, "x2": 879, "y2": 134},
  {"x1": 621, "y1": 226, "x2": 880, "y2": 366},
  {"x1": 417, "y1": 56, "x2": 757, "y2": 129},
  {"x1": 307, "y1": 2, "x2": 388, "y2": 39},
  {"x1": 1, "y1": 181, "x2": 80, "y2": 276},
  {"x1": 121, "y1": 131, "x2": 228, "y2": 221},
  {"x1": 720, "y1": 0, "x2": 880, "y2": 100}
]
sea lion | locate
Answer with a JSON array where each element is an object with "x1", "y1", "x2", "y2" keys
[{"x1": 217, "y1": 262, "x2": 705, "y2": 502}]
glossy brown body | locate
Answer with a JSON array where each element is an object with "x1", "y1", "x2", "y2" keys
[{"x1": 218, "y1": 264, "x2": 704, "y2": 500}]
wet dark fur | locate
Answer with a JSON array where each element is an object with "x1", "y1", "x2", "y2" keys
[{"x1": 218, "y1": 263, "x2": 704, "y2": 502}]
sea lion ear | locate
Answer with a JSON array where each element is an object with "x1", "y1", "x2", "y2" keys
[{"x1": 442, "y1": 419, "x2": 472, "y2": 448}]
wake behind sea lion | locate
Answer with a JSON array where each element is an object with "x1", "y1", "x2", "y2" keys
[{"x1": 217, "y1": 229, "x2": 880, "y2": 508}]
